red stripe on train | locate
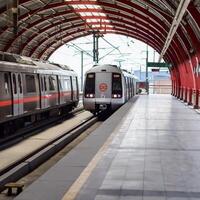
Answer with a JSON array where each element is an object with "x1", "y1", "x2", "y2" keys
[{"x1": 0, "y1": 92, "x2": 71, "y2": 107}]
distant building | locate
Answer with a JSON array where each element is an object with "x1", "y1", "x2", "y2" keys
[{"x1": 134, "y1": 70, "x2": 171, "y2": 94}]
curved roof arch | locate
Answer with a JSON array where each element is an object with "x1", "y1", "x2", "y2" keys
[{"x1": 0, "y1": 0, "x2": 200, "y2": 66}]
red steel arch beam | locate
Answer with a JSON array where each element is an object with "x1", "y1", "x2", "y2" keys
[
  {"x1": 177, "y1": 26, "x2": 193, "y2": 54},
  {"x1": 1, "y1": 0, "x2": 193, "y2": 66},
  {"x1": 169, "y1": 33, "x2": 198, "y2": 100},
  {"x1": 25, "y1": 23, "x2": 167, "y2": 58},
  {"x1": 0, "y1": 0, "x2": 175, "y2": 17},
  {"x1": 6, "y1": 7, "x2": 169, "y2": 52},
  {"x1": 3, "y1": 4, "x2": 170, "y2": 52},
  {"x1": 11, "y1": 3, "x2": 193, "y2": 66},
  {"x1": 1, "y1": 0, "x2": 176, "y2": 50},
  {"x1": 187, "y1": 4, "x2": 200, "y2": 29},
  {"x1": 0, "y1": 0, "x2": 195, "y2": 53},
  {"x1": 9, "y1": 11, "x2": 168, "y2": 53},
  {"x1": 19, "y1": 14, "x2": 167, "y2": 55},
  {"x1": 2, "y1": 0, "x2": 188, "y2": 65},
  {"x1": 58, "y1": 1, "x2": 200, "y2": 57},
  {"x1": 175, "y1": 27, "x2": 197, "y2": 93},
  {"x1": 0, "y1": 1, "x2": 171, "y2": 37}
]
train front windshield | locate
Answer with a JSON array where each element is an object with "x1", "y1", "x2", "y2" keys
[
  {"x1": 85, "y1": 73, "x2": 95, "y2": 98},
  {"x1": 112, "y1": 73, "x2": 122, "y2": 98}
]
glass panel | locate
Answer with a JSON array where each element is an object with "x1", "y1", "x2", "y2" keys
[
  {"x1": 26, "y1": 75, "x2": 36, "y2": 93},
  {"x1": 13, "y1": 74, "x2": 17, "y2": 94}
]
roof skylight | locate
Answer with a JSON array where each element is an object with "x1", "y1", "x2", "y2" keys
[{"x1": 64, "y1": 0, "x2": 113, "y2": 31}]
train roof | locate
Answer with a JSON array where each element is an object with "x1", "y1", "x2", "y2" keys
[
  {"x1": 86, "y1": 64, "x2": 138, "y2": 79},
  {"x1": 0, "y1": 52, "x2": 76, "y2": 75},
  {"x1": 122, "y1": 69, "x2": 139, "y2": 80},
  {"x1": 87, "y1": 64, "x2": 122, "y2": 73}
]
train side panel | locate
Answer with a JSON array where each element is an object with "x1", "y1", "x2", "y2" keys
[
  {"x1": 0, "y1": 72, "x2": 12, "y2": 121},
  {"x1": 0, "y1": 55, "x2": 79, "y2": 128}
]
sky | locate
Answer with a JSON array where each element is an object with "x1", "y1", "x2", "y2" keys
[{"x1": 49, "y1": 34, "x2": 164, "y2": 84}]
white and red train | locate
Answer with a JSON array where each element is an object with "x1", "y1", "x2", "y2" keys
[
  {"x1": 83, "y1": 64, "x2": 138, "y2": 113},
  {"x1": 0, "y1": 52, "x2": 79, "y2": 135}
]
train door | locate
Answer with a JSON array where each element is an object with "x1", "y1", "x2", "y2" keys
[
  {"x1": 96, "y1": 72, "x2": 111, "y2": 99},
  {"x1": 11, "y1": 73, "x2": 23, "y2": 116},
  {"x1": 40, "y1": 75, "x2": 49, "y2": 109},
  {"x1": 72, "y1": 76, "x2": 78, "y2": 101},
  {"x1": 48, "y1": 75, "x2": 59, "y2": 106},
  {"x1": 58, "y1": 75, "x2": 64, "y2": 105}
]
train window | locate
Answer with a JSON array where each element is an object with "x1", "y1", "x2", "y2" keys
[
  {"x1": 76, "y1": 77, "x2": 78, "y2": 92},
  {"x1": 113, "y1": 74, "x2": 120, "y2": 78},
  {"x1": 72, "y1": 78, "x2": 77, "y2": 91},
  {"x1": 26, "y1": 74, "x2": 36, "y2": 93},
  {"x1": 18, "y1": 74, "x2": 22, "y2": 94},
  {"x1": 44, "y1": 77, "x2": 47, "y2": 91},
  {"x1": 49, "y1": 76, "x2": 56, "y2": 91},
  {"x1": 88, "y1": 74, "x2": 95, "y2": 78},
  {"x1": 58, "y1": 79, "x2": 62, "y2": 90},
  {"x1": 4, "y1": 73, "x2": 9, "y2": 94},
  {"x1": 85, "y1": 73, "x2": 95, "y2": 96},
  {"x1": 112, "y1": 73, "x2": 122, "y2": 97},
  {"x1": 12, "y1": 74, "x2": 17, "y2": 94},
  {"x1": 63, "y1": 77, "x2": 71, "y2": 91},
  {"x1": 40, "y1": 77, "x2": 44, "y2": 91}
]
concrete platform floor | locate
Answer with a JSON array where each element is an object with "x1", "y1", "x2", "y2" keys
[{"x1": 73, "y1": 95, "x2": 200, "y2": 200}]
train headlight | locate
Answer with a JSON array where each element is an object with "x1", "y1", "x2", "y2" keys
[
  {"x1": 86, "y1": 94, "x2": 95, "y2": 98},
  {"x1": 112, "y1": 94, "x2": 122, "y2": 98}
]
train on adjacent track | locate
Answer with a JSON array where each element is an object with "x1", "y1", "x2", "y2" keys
[
  {"x1": 0, "y1": 52, "x2": 79, "y2": 136},
  {"x1": 83, "y1": 64, "x2": 138, "y2": 113}
]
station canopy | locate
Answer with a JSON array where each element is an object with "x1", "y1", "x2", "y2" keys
[{"x1": 0, "y1": 0, "x2": 199, "y2": 66}]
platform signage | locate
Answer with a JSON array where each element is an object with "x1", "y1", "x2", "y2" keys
[{"x1": 147, "y1": 62, "x2": 172, "y2": 68}]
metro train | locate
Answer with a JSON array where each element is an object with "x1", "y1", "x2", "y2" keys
[
  {"x1": 0, "y1": 52, "x2": 79, "y2": 135},
  {"x1": 83, "y1": 64, "x2": 138, "y2": 113}
]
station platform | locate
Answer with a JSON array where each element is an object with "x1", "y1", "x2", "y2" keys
[{"x1": 15, "y1": 94, "x2": 200, "y2": 200}]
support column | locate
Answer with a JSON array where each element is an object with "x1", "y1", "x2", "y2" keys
[
  {"x1": 194, "y1": 90, "x2": 199, "y2": 109},
  {"x1": 93, "y1": 33, "x2": 99, "y2": 64},
  {"x1": 184, "y1": 88, "x2": 187, "y2": 102},
  {"x1": 188, "y1": 88, "x2": 193, "y2": 105},
  {"x1": 180, "y1": 86, "x2": 184, "y2": 100}
]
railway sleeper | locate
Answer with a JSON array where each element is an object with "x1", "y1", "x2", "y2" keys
[{"x1": 4, "y1": 182, "x2": 24, "y2": 196}]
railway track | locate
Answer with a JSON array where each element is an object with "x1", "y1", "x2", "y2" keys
[
  {"x1": 0, "y1": 111, "x2": 99, "y2": 193},
  {"x1": 0, "y1": 106, "x2": 84, "y2": 150}
]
